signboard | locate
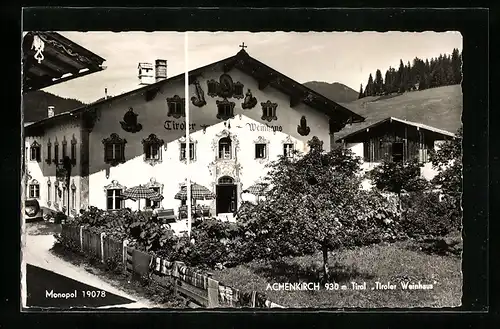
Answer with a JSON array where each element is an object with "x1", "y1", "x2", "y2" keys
[
  {"x1": 164, "y1": 120, "x2": 196, "y2": 131},
  {"x1": 246, "y1": 123, "x2": 283, "y2": 133}
]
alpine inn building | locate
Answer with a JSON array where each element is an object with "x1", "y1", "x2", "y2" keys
[{"x1": 23, "y1": 48, "x2": 365, "y2": 223}]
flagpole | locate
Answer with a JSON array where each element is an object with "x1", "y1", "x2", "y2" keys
[{"x1": 185, "y1": 32, "x2": 192, "y2": 238}]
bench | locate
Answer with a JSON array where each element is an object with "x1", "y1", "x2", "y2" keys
[{"x1": 157, "y1": 209, "x2": 177, "y2": 223}]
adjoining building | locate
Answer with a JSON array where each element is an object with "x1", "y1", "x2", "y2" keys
[
  {"x1": 23, "y1": 31, "x2": 107, "y2": 220},
  {"x1": 24, "y1": 47, "x2": 365, "y2": 222},
  {"x1": 336, "y1": 116, "x2": 457, "y2": 189}
]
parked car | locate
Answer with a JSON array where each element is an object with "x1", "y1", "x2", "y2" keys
[{"x1": 24, "y1": 198, "x2": 43, "y2": 222}]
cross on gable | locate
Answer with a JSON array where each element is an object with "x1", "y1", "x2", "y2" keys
[{"x1": 239, "y1": 42, "x2": 247, "y2": 50}]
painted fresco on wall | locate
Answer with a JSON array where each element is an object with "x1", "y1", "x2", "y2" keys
[
  {"x1": 241, "y1": 89, "x2": 258, "y2": 110},
  {"x1": 207, "y1": 74, "x2": 245, "y2": 99},
  {"x1": 120, "y1": 107, "x2": 143, "y2": 133},
  {"x1": 191, "y1": 79, "x2": 207, "y2": 107},
  {"x1": 297, "y1": 116, "x2": 311, "y2": 136}
]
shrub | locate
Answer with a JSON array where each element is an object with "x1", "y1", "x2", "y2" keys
[
  {"x1": 400, "y1": 191, "x2": 462, "y2": 239},
  {"x1": 54, "y1": 231, "x2": 81, "y2": 253},
  {"x1": 54, "y1": 211, "x2": 68, "y2": 224},
  {"x1": 182, "y1": 219, "x2": 245, "y2": 269}
]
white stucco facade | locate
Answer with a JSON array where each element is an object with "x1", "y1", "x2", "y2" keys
[
  {"x1": 24, "y1": 121, "x2": 82, "y2": 215},
  {"x1": 87, "y1": 66, "x2": 332, "y2": 217}
]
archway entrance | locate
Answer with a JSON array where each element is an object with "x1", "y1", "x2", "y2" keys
[{"x1": 216, "y1": 176, "x2": 237, "y2": 215}]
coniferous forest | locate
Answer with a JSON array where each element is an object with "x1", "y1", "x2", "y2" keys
[{"x1": 358, "y1": 48, "x2": 462, "y2": 99}]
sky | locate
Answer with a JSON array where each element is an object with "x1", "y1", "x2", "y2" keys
[{"x1": 41, "y1": 31, "x2": 462, "y2": 104}]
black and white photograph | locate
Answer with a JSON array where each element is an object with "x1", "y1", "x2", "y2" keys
[{"x1": 21, "y1": 30, "x2": 463, "y2": 309}]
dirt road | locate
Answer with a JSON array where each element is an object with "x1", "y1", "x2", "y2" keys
[{"x1": 22, "y1": 230, "x2": 159, "y2": 309}]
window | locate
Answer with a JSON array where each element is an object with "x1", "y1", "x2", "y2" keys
[
  {"x1": 392, "y1": 142, "x2": 404, "y2": 162},
  {"x1": 218, "y1": 176, "x2": 234, "y2": 184},
  {"x1": 142, "y1": 134, "x2": 164, "y2": 164},
  {"x1": 260, "y1": 100, "x2": 278, "y2": 122},
  {"x1": 107, "y1": 189, "x2": 123, "y2": 210},
  {"x1": 29, "y1": 180, "x2": 40, "y2": 199},
  {"x1": 233, "y1": 82, "x2": 244, "y2": 99},
  {"x1": 216, "y1": 99, "x2": 235, "y2": 120},
  {"x1": 145, "y1": 187, "x2": 161, "y2": 208},
  {"x1": 54, "y1": 182, "x2": 59, "y2": 204},
  {"x1": 180, "y1": 143, "x2": 195, "y2": 161},
  {"x1": 71, "y1": 189, "x2": 76, "y2": 209},
  {"x1": 218, "y1": 137, "x2": 232, "y2": 159},
  {"x1": 46, "y1": 141, "x2": 52, "y2": 164},
  {"x1": 62, "y1": 186, "x2": 67, "y2": 206},
  {"x1": 166, "y1": 95, "x2": 185, "y2": 118},
  {"x1": 102, "y1": 133, "x2": 127, "y2": 166},
  {"x1": 145, "y1": 144, "x2": 160, "y2": 160},
  {"x1": 62, "y1": 138, "x2": 68, "y2": 158},
  {"x1": 255, "y1": 144, "x2": 267, "y2": 159},
  {"x1": 71, "y1": 136, "x2": 77, "y2": 165},
  {"x1": 30, "y1": 141, "x2": 41, "y2": 162},
  {"x1": 283, "y1": 143, "x2": 294, "y2": 157},
  {"x1": 47, "y1": 180, "x2": 51, "y2": 205},
  {"x1": 54, "y1": 142, "x2": 59, "y2": 164}
]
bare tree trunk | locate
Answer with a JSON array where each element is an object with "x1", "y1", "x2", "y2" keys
[{"x1": 322, "y1": 243, "x2": 329, "y2": 282}]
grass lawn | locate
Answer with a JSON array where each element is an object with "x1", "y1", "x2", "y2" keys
[{"x1": 211, "y1": 240, "x2": 462, "y2": 308}]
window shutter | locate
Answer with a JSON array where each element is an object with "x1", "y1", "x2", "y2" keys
[
  {"x1": 190, "y1": 143, "x2": 195, "y2": 160},
  {"x1": 114, "y1": 144, "x2": 122, "y2": 161},
  {"x1": 144, "y1": 143, "x2": 151, "y2": 159},
  {"x1": 105, "y1": 144, "x2": 113, "y2": 161}
]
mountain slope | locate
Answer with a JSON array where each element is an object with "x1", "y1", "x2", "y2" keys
[
  {"x1": 303, "y1": 81, "x2": 359, "y2": 103},
  {"x1": 336, "y1": 85, "x2": 463, "y2": 141},
  {"x1": 23, "y1": 91, "x2": 85, "y2": 123}
]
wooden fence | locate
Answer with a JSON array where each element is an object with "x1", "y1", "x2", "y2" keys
[{"x1": 60, "y1": 224, "x2": 284, "y2": 308}]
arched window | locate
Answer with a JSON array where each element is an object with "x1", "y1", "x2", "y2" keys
[
  {"x1": 29, "y1": 179, "x2": 40, "y2": 199},
  {"x1": 218, "y1": 176, "x2": 234, "y2": 185},
  {"x1": 218, "y1": 137, "x2": 232, "y2": 159}
]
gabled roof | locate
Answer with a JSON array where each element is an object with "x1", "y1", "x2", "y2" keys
[
  {"x1": 24, "y1": 49, "x2": 364, "y2": 134},
  {"x1": 336, "y1": 117, "x2": 456, "y2": 143},
  {"x1": 22, "y1": 32, "x2": 106, "y2": 92}
]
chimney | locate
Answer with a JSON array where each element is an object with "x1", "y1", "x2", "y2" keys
[
  {"x1": 138, "y1": 62, "x2": 154, "y2": 85},
  {"x1": 104, "y1": 88, "x2": 108, "y2": 99},
  {"x1": 48, "y1": 106, "x2": 55, "y2": 118},
  {"x1": 155, "y1": 59, "x2": 168, "y2": 82}
]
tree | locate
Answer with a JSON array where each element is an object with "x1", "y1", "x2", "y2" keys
[
  {"x1": 368, "y1": 159, "x2": 430, "y2": 208},
  {"x1": 406, "y1": 61, "x2": 414, "y2": 90},
  {"x1": 374, "y1": 69, "x2": 384, "y2": 95},
  {"x1": 384, "y1": 69, "x2": 391, "y2": 95},
  {"x1": 358, "y1": 84, "x2": 365, "y2": 99},
  {"x1": 430, "y1": 127, "x2": 462, "y2": 196},
  {"x1": 397, "y1": 60, "x2": 408, "y2": 93},
  {"x1": 366, "y1": 74, "x2": 375, "y2": 96},
  {"x1": 254, "y1": 136, "x2": 364, "y2": 281},
  {"x1": 451, "y1": 48, "x2": 462, "y2": 84}
]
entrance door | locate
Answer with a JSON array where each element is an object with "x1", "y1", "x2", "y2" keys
[
  {"x1": 216, "y1": 176, "x2": 237, "y2": 215},
  {"x1": 392, "y1": 142, "x2": 404, "y2": 162}
]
